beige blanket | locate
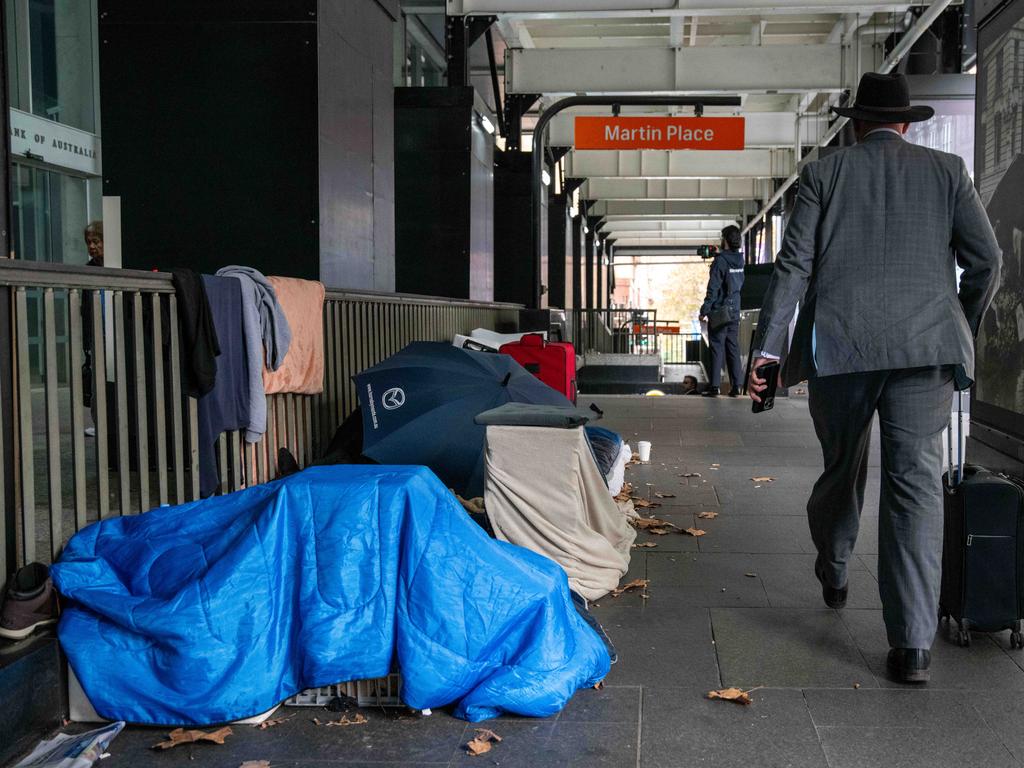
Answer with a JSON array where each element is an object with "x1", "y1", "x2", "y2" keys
[
  {"x1": 262, "y1": 276, "x2": 325, "y2": 394},
  {"x1": 483, "y1": 425, "x2": 635, "y2": 601}
]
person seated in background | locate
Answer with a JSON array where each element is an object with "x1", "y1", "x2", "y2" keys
[
  {"x1": 84, "y1": 220, "x2": 103, "y2": 267},
  {"x1": 681, "y1": 374, "x2": 699, "y2": 394},
  {"x1": 699, "y1": 225, "x2": 746, "y2": 397}
]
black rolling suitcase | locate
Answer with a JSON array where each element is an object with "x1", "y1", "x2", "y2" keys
[{"x1": 939, "y1": 393, "x2": 1024, "y2": 648}]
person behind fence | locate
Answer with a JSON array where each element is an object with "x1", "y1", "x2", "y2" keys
[
  {"x1": 81, "y1": 221, "x2": 105, "y2": 438},
  {"x1": 748, "y1": 72, "x2": 1001, "y2": 684},
  {"x1": 699, "y1": 225, "x2": 745, "y2": 397}
]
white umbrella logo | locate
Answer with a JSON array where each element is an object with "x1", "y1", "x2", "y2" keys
[{"x1": 381, "y1": 387, "x2": 406, "y2": 410}]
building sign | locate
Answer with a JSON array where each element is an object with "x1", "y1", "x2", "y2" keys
[
  {"x1": 574, "y1": 116, "x2": 744, "y2": 151},
  {"x1": 8, "y1": 108, "x2": 101, "y2": 176}
]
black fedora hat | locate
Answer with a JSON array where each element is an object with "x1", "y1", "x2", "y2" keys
[{"x1": 831, "y1": 72, "x2": 934, "y2": 123}]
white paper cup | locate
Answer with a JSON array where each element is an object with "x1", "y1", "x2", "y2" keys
[{"x1": 637, "y1": 441, "x2": 652, "y2": 462}]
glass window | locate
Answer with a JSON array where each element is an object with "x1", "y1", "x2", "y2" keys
[
  {"x1": 4, "y1": 0, "x2": 24, "y2": 109},
  {"x1": 10, "y1": 164, "x2": 93, "y2": 264},
  {"x1": 28, "y1": 0, "x2": 96, "y2": 131}
]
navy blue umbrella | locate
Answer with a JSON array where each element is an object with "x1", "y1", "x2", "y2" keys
[{"x1": 355, "y1": 342, "x2": 571, "y2": 496}]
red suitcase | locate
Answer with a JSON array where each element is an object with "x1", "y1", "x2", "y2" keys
[{"x1": 499, "y1": 333, "x2": 577, "y2": 404}]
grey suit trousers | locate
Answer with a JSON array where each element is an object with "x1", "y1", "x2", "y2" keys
[{"x1": 807, "y1": 366, "x2": 954, "y2": 649}]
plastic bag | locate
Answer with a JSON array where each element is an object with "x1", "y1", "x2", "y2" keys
[{"x1": 14, "y1": 722, "x2": 125, "y2": 768}]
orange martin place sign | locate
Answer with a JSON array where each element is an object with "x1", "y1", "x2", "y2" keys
[{"x1": 574, "y1": 116, "x2": 745, "y2": 150}]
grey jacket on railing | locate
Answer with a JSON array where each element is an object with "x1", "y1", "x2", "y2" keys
[{"x1": 753, "y1": 130, "x2": 1002, "y2": 389}]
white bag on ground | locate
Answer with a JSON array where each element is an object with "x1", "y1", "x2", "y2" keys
[
  {"x1": 605, "y1": 441, "x2": 631, "y2": 496},
  {"x1": 483, "y1": 425, "x2": 635, "y2": 601}
]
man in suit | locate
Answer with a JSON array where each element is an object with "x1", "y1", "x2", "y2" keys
[
  {"x1": 699, "y1": 225, "x2": 746, "y2": 397},
  {"x1": 748, "y1": 72, "x2": 1001, "y2": 683}
]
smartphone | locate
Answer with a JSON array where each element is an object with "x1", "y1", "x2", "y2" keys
[{"x1": 751, "y1": 361, "x2": 780, "y2": 414}]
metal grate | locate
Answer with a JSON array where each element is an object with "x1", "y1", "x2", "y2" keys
[{"x1": 285, "y1": 673, "x2": 403, "y2": 708}]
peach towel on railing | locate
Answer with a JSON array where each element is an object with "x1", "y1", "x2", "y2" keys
[{"x1": 262, "y1": 276, "x2": 325, "y2": 394}]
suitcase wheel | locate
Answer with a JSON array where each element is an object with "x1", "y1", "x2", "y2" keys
[
  {"x1": 956, "y1": 628, "x2": 972, "y2": 648},
  {"x1": 1011, "y1": 631, "x2": 1024, "y2": 650}
]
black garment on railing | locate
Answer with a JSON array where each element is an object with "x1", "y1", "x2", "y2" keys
[
  {"x1": 169, "y1": 268, "x2": 220, "y2": 398},
  {"x1": 197, "y1": 275, "x2": 250, "y2": 497}
]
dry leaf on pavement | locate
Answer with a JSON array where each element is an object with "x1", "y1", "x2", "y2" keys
[
  {"x1": 745, "y1": 573, "x2": 758, "y2": 578},
  {"x1": 682, "y1": 527, "x2": 706, "y2": 537},
  {"x1": 706, "y1": 687, "x2": 760, "y2": 705},
  {"x1": 751, "y1": 476, "x2": 776, "y2": 483},
  {"x1": 313, "y1": 713, "x2": 368, "y2": 727},
  {"x1": 654, "y1": 492, "x2": 676, "y2": 498},
  {"x1": 631, "y1": 517, "x2": 678, "y2": 531},
  {"x1": 679, "y1": 472, "x2": 703, "y2": 478},
  {"x1": 256, "y1": 714, "x2": 295, "y2": 730},
  {"x1": 466, "y1": 729, "x2": 503, "y2": 756},
  {"x1": 240, "y1": 762, "x2": 271, "y2": 768},
  {"x1": 631, "y1": 497, "x2": 662, "y2": 509},
  {"x1": 633, "y1": 542, "x2": 658, "y2": 548},
  {"x1": 152, "y1": 727, "x2": 233, "y2": 750},
  {"x1": 697, "y1": 511, "x2": 719, "y2": 520},
  {"x1": 611, "y1": 579, "x2": 650, "y2": 598}
]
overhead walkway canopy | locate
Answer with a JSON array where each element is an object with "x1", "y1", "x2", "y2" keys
[{"x1": 443, "y1": 0, "x2": 964, "y2": 260}]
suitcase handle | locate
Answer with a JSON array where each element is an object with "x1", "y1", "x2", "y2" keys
[
  {"x1": 520, "y1": 333, "x2": 545, "y2": 347},
  {"x1": 948, "y1": 390, "x2": 966, "y2": 487}
]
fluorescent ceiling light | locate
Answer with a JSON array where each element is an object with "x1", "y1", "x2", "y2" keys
[
  {"x1": 542, "y1": 169, "x2": 551, "y2": 186},
  {"x1": 479, "y1": 114, "x2": 495, "y2": 134}
]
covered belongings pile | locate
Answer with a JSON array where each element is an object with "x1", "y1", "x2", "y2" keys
[
  {"x1": 51, "y1": 465, "x2": 610, "y2": 725},
  {"x1": 355, "y1": 342, "x2": 571, "y2": 497},
  {"x1": 477, "y1": 404, "x2": 636, "y2": 601}
]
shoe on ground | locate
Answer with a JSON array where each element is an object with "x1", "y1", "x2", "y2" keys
[
  {"x1": 814, "y1": 559, "x2": 848, "y2": 609},
  {"x1": 84, "y1": 427, "x2": 96, "y2": 437},
  {"x1": 0, "y1": 563, "x2": 58, "y2": 641},
  {"x1": 702, "y1": 387, "x2": 720, "y2": 398},
  {"x1": 821, "y1": 581, "x2": 848, "y2": 609},
  {"x1": 728, "y1": 388, "x2": 741, "y2": 397},
  {"x1": 887, "y1": 648, "x2": 931, "y2": 683}
]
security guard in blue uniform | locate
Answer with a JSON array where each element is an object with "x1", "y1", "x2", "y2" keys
[{"x1": 699, "y1": 225, "x2": 746, "y2": 397}]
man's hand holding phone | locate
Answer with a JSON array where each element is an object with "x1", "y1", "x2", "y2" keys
[{"x1": 749, "y1": 357, "x2": 781, "y2": 413}]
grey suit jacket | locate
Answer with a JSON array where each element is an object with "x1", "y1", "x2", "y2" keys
[{"x1": 753, "y1": 130, "x2": 1002, "y2": 389}]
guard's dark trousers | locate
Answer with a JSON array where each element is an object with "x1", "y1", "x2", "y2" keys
[
  {"x1": 708, "y1": 319, "x2": 743, "y2": 390},
  {"x1": 807, "y1": 366, "x2": 954, "y2": 649}
]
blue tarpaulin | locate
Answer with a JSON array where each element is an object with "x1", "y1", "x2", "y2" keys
[{"x1": 51, "y1": 465, "x2": 610, "y2": 725}]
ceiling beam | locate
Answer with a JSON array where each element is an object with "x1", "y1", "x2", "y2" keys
[
  {"x1": 600, "y1": 219, "x2": 736, "y2": 232},
  {"x1": 582, "y1": 177, "x2": 766, "y2": 200},
  {"x1": 448, "y1": 1, "x2": 914, "y2": 17},
  {"x1": 506, "y1": 44, "x2": 844, "y2": 94},
  {"x1": 589, "y1": 199, "x2": 754, "y2": 216},
  {"x1": 566, "y1": 148, "x2": 794, "y2": 178},
  {"x1": 608, "y1": 236, "x2": 717, "y2": 246}
]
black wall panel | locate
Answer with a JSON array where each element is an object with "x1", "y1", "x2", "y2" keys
[
  {"x1": 494, "y1": 150, "x2": 547, "y2": 307},
  {"x1": 547, "y1": 193, "x2": 568, "y2": 308},
  {"x1": 395, "y1": 87, "x2": 494, "y2": 300},
  {"x1": 99, "y1": 3, "x2": 319, "y2": 276}
]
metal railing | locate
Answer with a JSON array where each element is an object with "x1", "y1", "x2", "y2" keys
[
  {"x1": 566, "y1": 308, "x2": 669, "y2": 355},
  {"x1": 0, "y1": 261, "x2": 520, "y2": 574},
  {"x1": 657, "y1": 332, "x2": 704, "y2": 365}
]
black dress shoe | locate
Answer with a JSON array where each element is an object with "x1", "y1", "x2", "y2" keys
[
  {"x1": 702, "y1": 387, "x2": 720, "y2": 398},
  {"x1": 887, "y1": 648, "x2": 931, "y2": 683},
  {"x1": 727, "y1": 388, "x2": 740, "y2": 397},
  {"x1": 822, "y1": 582, "x2": 848, "y2": 609}
]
